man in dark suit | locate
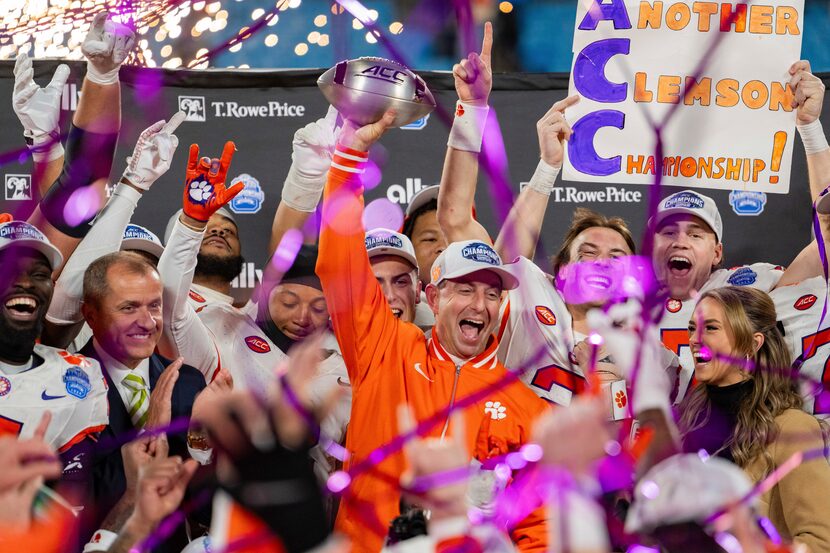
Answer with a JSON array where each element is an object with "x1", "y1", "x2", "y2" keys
[{"x1": 77, "y1": 251, "x2": 230, "y2": 551}]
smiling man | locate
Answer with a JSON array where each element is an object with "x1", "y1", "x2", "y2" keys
[
  {"x1": 0, "y1": 220, "x2": 108, "y2": 504},
  {"x1": 317, "y1": 113, "x2": 549, "y2": 552},
  {"x1": 365, "y1": 227, "x2": 421, "y2": 323}
]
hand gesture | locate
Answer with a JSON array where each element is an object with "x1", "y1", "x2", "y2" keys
[
  {"x1": 452, "y1": 22, "x2": 493, "y2": 107},
  {"x1": 144, "y1": 358, "x2": 182, "y2": 433},
  {"x1": 182, "y1": 141, "x2": 243, "y2": 222},
  {"x1": 129, "y1": 456, "x2": 198, "y2": 535},
  {"x1": 122, "y1": 433, "x2": 167, "y2": 493},
  {"x1": 338, "y1": 110, "x2": 396, "y2": 152},
  {"x1": 292, "y1": 106, "x2": 343, "y2": 179},
  {"x1": 82, "y1": 12, "x2": 136, "y2": 85},
  {"x1": 123, "y1": 111, "x2": 185, "y2": 192},
  {"x1": 789, "y1": 60, "x2": 825, "y2": 125},
  {"x1": 191, "y1": 368, "x2": 233, "y2": 424},
  {"x1": 537, "y1": 95, "x2": 579, "y2": 168},
  {"x1": 398, "y1": 405, "x2": 469, "y2": 521},
  {"x1": 13, "y1": 52, "x2": 69, "y2": 140},
  {"x1": 531, "y1": 395, "x2": 610, "y2": 475},
  {"x1": 0, "y1": 412, "x2": 61, "y2": 493}
]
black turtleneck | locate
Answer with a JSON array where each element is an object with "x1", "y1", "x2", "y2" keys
[
  {"x1": 256, "y1": 300, "x2": 297, "y2": 354},
  {"x1": 681, "y1": 379, "x2": 754, "y2": 463}
]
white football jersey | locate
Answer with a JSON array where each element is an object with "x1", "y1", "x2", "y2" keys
[
  {"x1": 771, "y1": 276, "x2": 830, "y2": 416},
  {"x1": 498, "y1": 257, "x2": 582, "y2": 406},
  {"x1": 0, "y1": 345, "x2": 108, "y2": 452},
  {"x1": 658, "y1": 263, "x2": 784, "y2": 402}
]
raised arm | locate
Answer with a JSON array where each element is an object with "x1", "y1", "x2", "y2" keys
[
  {"x1": 436, "y1": 23, "x2": 493, "y2": 245},
  {"x1": 494, "y1": 96, "x2": 577, "y2": 261},
  {"x1": 42, "y1": 115, "x2": 183, "y2": 348},
  {"x1": 157, "y1": 142, "x2": 244, "y2": 377},
  {"x1": 316, "y1": 111, "x2": 399, "y2": 389},
  {"x1": 27, "y1": 13, "x2": 134, "y2": 272},
  {"x1": 776, "y1": 60, "x2": 829, "y2": 287}
]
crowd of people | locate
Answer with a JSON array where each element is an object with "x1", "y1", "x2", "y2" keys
[{"x1": 2, "y1": 14, "x2": 830, "y2": 553}]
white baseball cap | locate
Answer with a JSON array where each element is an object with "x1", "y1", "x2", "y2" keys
[
  {"x1": 625, "y1": 454, "x2": 754, "y2": 533},
  {"x1": 652, "y1": 190, "x2": 723, "y2": 243},
  {"x1": 0, "y1": 220, "x2": 63, "y2": 269},
  {"x1": 164, "y1": 207, "x2": 237, "y2": 245},
  {"x1": 430, "y1": 240, "x2": 519, "y2": 290},
  {"x1": 405, "y1": 184, "x2": 439, "y2": 218},
  {"x1": 121, "y1": 224, "x2": 165, "y2": 259},
  {"x1": 365, "y1": 228, "x2": 418, "y2": 271}
]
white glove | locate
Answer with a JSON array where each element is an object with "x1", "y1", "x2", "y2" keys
[
  {"x1": 282, "y1": 106, "x2": 342, "y2": 212},
  {"x1": 587, "y1": 301, "x2": 673, "y2": 418},
  {"x1": 81, "y1": 12, "x2": 136, "y2": 85},
  {"x1": 13, "y1": 52, "x2": 69, "y2": 162},
  {"x1": 121, "y1": 111, "x2": 184, "y2": 191}
]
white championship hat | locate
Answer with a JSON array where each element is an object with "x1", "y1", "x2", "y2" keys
[
  {"x1": 120, "y1": 224, "x2": 165, "y2": 259},
  {"x1": 404, "y1": 185, "x2": 440, "y2": 218},
  {"x1": 429, "y1": 240, "x2": 518, "y2": 290},
  {"x1": 365, "y1": 228, "x2": 419, "y2": 271},
  {"x1": 652, "y1": 189, "x2": 723, "y2": 243},
  {"x1": 625, "y1": 453, "x2": 755, "y2": 533},
  {"x1": 0, "y1": 220, "x2": 63, "y2": 269}
]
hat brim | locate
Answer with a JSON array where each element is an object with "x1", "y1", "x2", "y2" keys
[
  {"x1": 404, "y1": 186, "x2": 440, "y2": 217},
  {"x1": 7, "y1": 239, "x2": 63, "y2": 269},
  {"x1": 438, "y1": 265, "x2": 519, "y2": 291},
  {"x1": 121, "y1": 238, "x2": 165, "y2": 260},
  {"x1": 651, "y1": 207, "x2": 722, "y2": 242},
  {"x1": 367, "y1": 247, "x2": 419, "y2": 271}
]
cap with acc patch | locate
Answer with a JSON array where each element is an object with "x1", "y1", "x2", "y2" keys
[
  {"x1": 365, "y1": 228, "x2": 418, "y2": 271},
  {"x1": 430, "y1": 240, "x2": 518, "y2": 290},
  {"x1": 0, "y1": 220, "x2": 63, "y2": 269},
  {"x1": 652, "y1": 190, "x2": 723, "y2": 243},
  {"x1": 121, "y1": 224, "x2": 165, "y2": 259}
]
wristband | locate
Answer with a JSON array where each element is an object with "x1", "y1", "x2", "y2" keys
[
  {"x1": 26, "y1": 130, "x2": 64, "y2": 163},
  {"x1": 82, "y1": 529, "x2": 118, "y2": 552},
  {"x1": 797, "y1": 119, "x2": 829, "y2": 155},
  {"x1": 609, "y1": 379, "x2": 630, "y2": 421},
  {"x1": 331, "y1": 145, "x2": 368, "y2": 174},
  {"x1": 527, "y1": 158, "x2": 561, "y2": 196},
  {"x1": 447, "y1": 101, "x2": 489, "y2": 153},
  {"x1": 85, "y1": 63, "x2": 119, "y2": 85},
  {"x1": 282, "y1": 168, "x2": 324, "y2": 212}
]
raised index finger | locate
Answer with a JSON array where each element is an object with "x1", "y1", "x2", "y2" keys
[{"x1": 479, "y1": 21, "x2": 493, "y2": 67}]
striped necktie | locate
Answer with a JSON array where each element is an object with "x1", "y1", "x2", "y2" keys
[{"x1": 121, "y1": 372, "x2": 150, "y2": 429}]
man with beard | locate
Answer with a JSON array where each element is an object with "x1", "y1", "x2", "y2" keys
[{"x1": 0, "y1": 220, "x2": 108, "y2": 496}]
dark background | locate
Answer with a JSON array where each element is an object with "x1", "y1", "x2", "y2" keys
[{"x1": 1, "y1": 61, "x2": 827, "y2": 294}]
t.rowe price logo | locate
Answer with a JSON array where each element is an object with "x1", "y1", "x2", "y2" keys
[
  {"x1": 387, "y1": 178, "x2": 425, "y2": 204},
  {"x1": 520, "y1": 184, "x2": 642, "y2": 203},
  {"x1": 178, "y1": 96, "x2": 206, "y2": 121},
  {"x1": 211, "y1": 101, "x2": 305, "y2": 118},
  {"x1": 244, "y1": 336, "x2": 271, "y2": 354}
]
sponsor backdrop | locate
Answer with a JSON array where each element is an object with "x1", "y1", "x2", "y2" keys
[{"x1": 0, "y1": 61, "x2": 828, "y2": 296}]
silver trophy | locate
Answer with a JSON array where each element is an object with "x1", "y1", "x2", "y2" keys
[{"x1": 317, "y1": 57, "x2": 436, "y2": 128}]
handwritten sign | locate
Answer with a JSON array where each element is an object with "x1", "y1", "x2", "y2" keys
[{"x1": 563, "y1": 0, "x2": 804, "y2": 193}]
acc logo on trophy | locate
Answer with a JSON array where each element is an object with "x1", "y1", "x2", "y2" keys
[{"x1": 178, "y1": 96, "x2": 206, "y2": 122}]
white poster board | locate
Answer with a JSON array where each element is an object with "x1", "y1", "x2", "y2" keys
[{"x1": 563, "y1": 0, "x2": 804, "y2": 193}]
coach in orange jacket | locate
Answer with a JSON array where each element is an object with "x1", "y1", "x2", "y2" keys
[{"x1": 317, "y1": 111, "x2": 549, "y2": 551}]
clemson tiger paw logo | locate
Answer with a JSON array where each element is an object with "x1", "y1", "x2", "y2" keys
[
  {"x1": 484, "y1": 400, "x2": 507, "y2": 420},
  {"x1": 456, "y1": 104, "x2": 465, "y2": 117},
  {"x1": 188, "y1": 180, "x2": 213, "y2": 204},
  {"x1": 614, "y1": 390, "x2": 627, "y2": 408}
]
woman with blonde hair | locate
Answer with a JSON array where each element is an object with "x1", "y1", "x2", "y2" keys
[{"x1": 678, "y1": 285, "x2": 830, "y2": 552}]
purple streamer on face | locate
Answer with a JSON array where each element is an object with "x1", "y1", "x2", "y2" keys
[{"x1": 556, "y1": 255, "x2": 657, "y2": 306}]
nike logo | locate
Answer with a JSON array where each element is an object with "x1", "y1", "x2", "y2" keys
[
  {"x1": 41, "y1": 391, "x2": 66, "y2": 401},
  {"x1": 413, "y1": 363, "x2": 434, "y2": 382}
]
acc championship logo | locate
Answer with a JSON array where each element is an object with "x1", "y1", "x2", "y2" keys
[
  {"x1": 245, "y1": 336, "x2": 271, "y2": 354},
  {"x1": 461, "y1": 243, "x2": 500, "y2": 266},
  {"x1": 663, "y1": 191, "x2": 704, "y2": 210},
  {"x1": 0, "y1": 221, "x2": 47, "y2": 241},
  {"x1": 229, "y1": 174, "x2": 264, "y2": 214},
  {"x1": 63, "y1": 367, "x2": 91, "y2": 399},
  {"x1": 401, "y1": 114, "x2": 429, "y2": 130},
  {"x1": 729, "y1": 190, "x2": 767, "y2": 216},
  {"x1": 178, "y1": 96, "x2": 206, "y2": 122},
  {"x1": 0, "y1": 376, "x2": 10, "y2": 397},
  {"x1": 727, "y1": 267, "x2": 758, "y2": 286},
  {"x1": 358, "y1": 64, "x2": 406, "y2": 85},
  {"x1": 794, "y1": 294, "x2": 818, "y2": 311},
  {"x1": 535, "y1": 306, "x2": 556, "y2": 326},
  {"x1": 366, "y1": 233, "x2": 403, "y2": 250},
  {"x1": 5, "y1": 174, "x2": 32, "y2": 201}
]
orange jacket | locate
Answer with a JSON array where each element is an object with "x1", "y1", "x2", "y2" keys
[{"x1": 317, "y1": 147, "x2": 550, "y2": 552}]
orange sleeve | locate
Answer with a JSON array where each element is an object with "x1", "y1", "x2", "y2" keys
[
  {"x1": 510, "y1": 504, "x2": 548, "y2": 553},
  {"x1": 316, "y1": 146, "x2": 401, "y2": 390}
]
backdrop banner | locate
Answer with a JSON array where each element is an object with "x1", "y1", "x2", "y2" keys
[
  {"x1": 0, "y1": 62, "x2": 826, "y2": 299},
  {"x1": 564, "y1": 0, "x2": 805, "y2": 193}
]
